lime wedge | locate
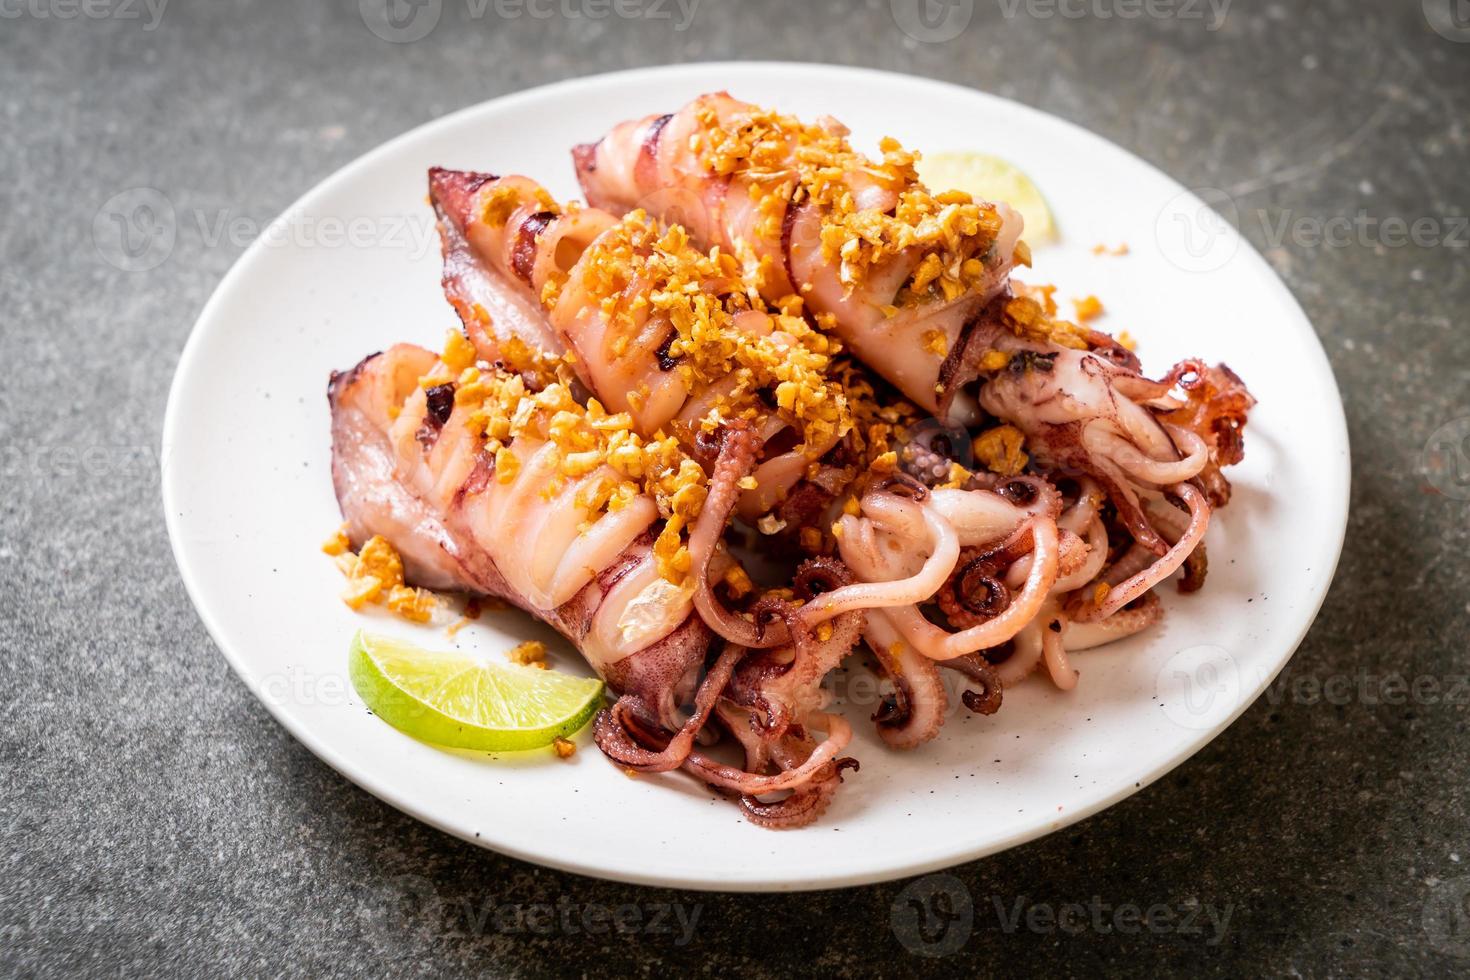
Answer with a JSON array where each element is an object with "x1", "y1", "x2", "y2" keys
[
  {"x1": 348, "y1": 631, "x2": 604, "y2": 752},
  {"x1": 917, "y1": 151, "x2": 1057, "y2": 245}
]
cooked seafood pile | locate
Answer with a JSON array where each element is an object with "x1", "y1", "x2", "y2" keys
[{"x1": 328, "y1": 93, "x2": 1255, "y2": 828}]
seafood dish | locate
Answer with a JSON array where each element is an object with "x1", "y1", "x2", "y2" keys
[{"x1": 327, "y1": 93, "x2": 1255, "y2": 829}]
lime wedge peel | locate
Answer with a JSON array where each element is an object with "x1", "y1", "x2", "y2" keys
[
  {"x1": 348, "y1": 631, "x2": 605, "y2": 752},
  {"x1": 916, "y1": 151, "x2": 1057, "y2": 246}
]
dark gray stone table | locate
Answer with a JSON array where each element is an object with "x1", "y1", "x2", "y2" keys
[{"x1": 4, "y1": 0, "x2": 1468, "y2": 975}]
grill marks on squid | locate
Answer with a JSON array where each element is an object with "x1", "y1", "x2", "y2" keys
[
  {"x1": 511, "y1": 211, "x2": 557, "y2": 286},
  {"x1": 936, "y1": 290, "x2": 1008, "y2": 417},
  {"x1": 635, "y1": 112, "x2": 672, "y2": 188},
  {"x1": 654, "y1": 329, "x2": 679, "y2": 371}
]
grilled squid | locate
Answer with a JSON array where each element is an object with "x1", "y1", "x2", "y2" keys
[
  {"x1": 569, "y1": 92, "x2": 1206, "y2": 689},
  {"x1": 429, "y1": 167, "x2": 847, "y2": 521},
  {"x1": 572, "y1": 96, "x2": 1252, "y2": 574},
  {"x1": 669, "y1": 419, "x2": 864, "y2": 826},
  {"x1": 339, "y1": 340, "x2": 865, "y2": 825},
  {"x1": 329, "y1": 344, "x2": 712, "y2": 734},
  {"x1": 573, "y1": 92, "x2": 1024, "y2": 421},
  {"x1": 321, "y1": 99, "x2": 1261, "y2": 830},
  {"x1": 942, "y1": 292, "x2": 1252, "y2": 627}
]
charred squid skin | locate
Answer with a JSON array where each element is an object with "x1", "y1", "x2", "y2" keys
[
  {"x1": 338, "y1": 104, "x2": 1256, "y2": 829},
  {"x1": 1158, "y1": 359, "x2": 1256, "y2": 508},
  {"x1": 431, "y1": 166, "x2": 842, "y2": 525},
  {"x1": 938, "y1": 543, "x2": 1018, "y2": 629},
  {"x1": 510, "y1": 211, "x2": 556, "y2": 285},
  {"x1": 421, "y1": 171, "x2": 880, "y2": 826},
  {"x1": 428, "y1": 167, "x2": 564, "y2": 362},
  {"x1": 936, "y1": 289, "x2": 1009, "y2": 420},
  {"x1": 574, "y1": 97, "x2": 1255, "y2": 565}
]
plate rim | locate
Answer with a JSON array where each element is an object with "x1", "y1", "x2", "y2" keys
[{"x1": 162, "y1": 60, "x2": 1352, "y2": 892}]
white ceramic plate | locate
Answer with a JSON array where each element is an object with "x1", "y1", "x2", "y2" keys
[{"x1": 163, "y1": 63, "x2": 1349, "y2": 891}]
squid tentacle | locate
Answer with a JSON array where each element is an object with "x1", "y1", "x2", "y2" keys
[
  {"x1": 867, "y1": 611, "x2": 950, "y2": 749},
  {"x1": 1073, "y1": 483, "x2": 1210, "y2": 622},
  {"x1": 688, "y1": 419, "x2": 790, "y2": 649},
  {"x1": 592, "y1": 642, "x2": 746, "y2": 772},
  {"x1": 885, "y1": 518, "x2": 1062, "y2": 661},
  {"x1": 941, "y1": 654, "x2": 1005, "y2": 715},
  {"x1": 684, "y1": 712, "x2": 855, "y2": 796},
  {"x1": 808, "y1": 493, "x2": 961, "y2": 626}
]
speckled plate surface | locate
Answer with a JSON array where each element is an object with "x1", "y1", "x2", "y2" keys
[{"x1": 162, "y1": 63, "x2": 1349, "y2": 891}]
